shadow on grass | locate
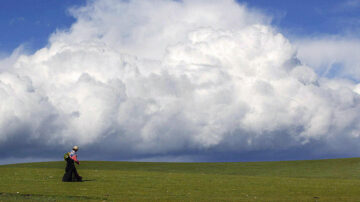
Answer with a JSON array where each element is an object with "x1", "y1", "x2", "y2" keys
[
  {"x1": 82, "y1": 179, "x2": 96, "y2": 182},
  {"x1": 61, "y1": 179, "x2": 96, "y2": 182},
  {"x1": 0, "y1": 192, "x2": 106, "y2": 201}
]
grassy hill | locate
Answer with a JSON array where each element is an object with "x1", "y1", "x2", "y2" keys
[{"x1": 1, "y1": 158, "x2": 360, "y2": 201}]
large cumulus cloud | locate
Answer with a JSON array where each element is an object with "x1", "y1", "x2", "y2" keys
[{"x1": 1, "y1": 0, "x2": 360, "y2": 162}]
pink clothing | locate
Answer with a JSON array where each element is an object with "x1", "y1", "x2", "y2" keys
[{"x1": 69, "y1": 150, "x2": 79, "y2": 164}]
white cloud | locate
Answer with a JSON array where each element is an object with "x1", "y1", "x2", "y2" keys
[
  {"x1": 1, "y1": 0, "x2": 360, "y2": 161},
  {"x1": 295, "y1": 37, "x2": 360, "y2": 79}
]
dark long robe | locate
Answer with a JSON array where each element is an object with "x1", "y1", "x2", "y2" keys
[{"x1": 62, "y1": 157, "x2": 82, "y2": 182}]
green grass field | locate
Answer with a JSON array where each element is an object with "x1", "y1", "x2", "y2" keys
[{"x1": 1, "y1": 158, "x2": 360, "y2": 201}]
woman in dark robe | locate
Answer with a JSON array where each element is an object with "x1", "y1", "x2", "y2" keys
[{"x1": 62, "y1": 146, "x2": 82, "y2": 182}]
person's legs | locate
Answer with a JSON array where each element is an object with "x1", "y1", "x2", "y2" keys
[
  {"x1": 62, "y1": 158, "x2": 74, "y2": 182},
  {"x1": 73, "y1": 166, "x2": 82, "y2": 181}
]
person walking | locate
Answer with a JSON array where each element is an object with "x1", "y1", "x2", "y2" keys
[{"x1": 62, "y1": 146, "x2": 82, "y2": 182}]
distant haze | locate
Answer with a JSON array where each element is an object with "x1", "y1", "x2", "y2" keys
[{"x1": 1, "y1": 0, "x2": 360, "y2": 163}]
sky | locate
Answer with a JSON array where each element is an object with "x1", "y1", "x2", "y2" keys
[
  {"x1": 2, "y1": 0, "x2": 360, "y2": 53},
  {"x1": 243, "y1": 0, "x2": 360, "y2": 36},
  {"x1": 1, "y1": 0, "x2": 360, "y2": 164},
  {"x1": 0, "y1": 0, "x2": 85, "y2": 54}
]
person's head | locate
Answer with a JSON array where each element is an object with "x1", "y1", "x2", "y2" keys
[{"x1": 73, "y1": 145, "x2": 79, "y2": 151}]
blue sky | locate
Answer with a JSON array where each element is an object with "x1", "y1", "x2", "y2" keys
[
  {"x1": 242, "y1": 0, "x2": 360, "y2": 37},
  {"x1": 0, "y1": 0, "x2": 86, "y2": 54},
  {"x1": 1, "y1": 0, "x2": 360, "y2": 54}
]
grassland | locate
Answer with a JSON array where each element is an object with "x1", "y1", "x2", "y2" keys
[{"x1": 1, "y1": 158, "x2": 360, "y2": 201}]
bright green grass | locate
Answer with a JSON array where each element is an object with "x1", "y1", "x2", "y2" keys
[{"x1": 1, "y1": 158, "x2": 360, "y2": 201}]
